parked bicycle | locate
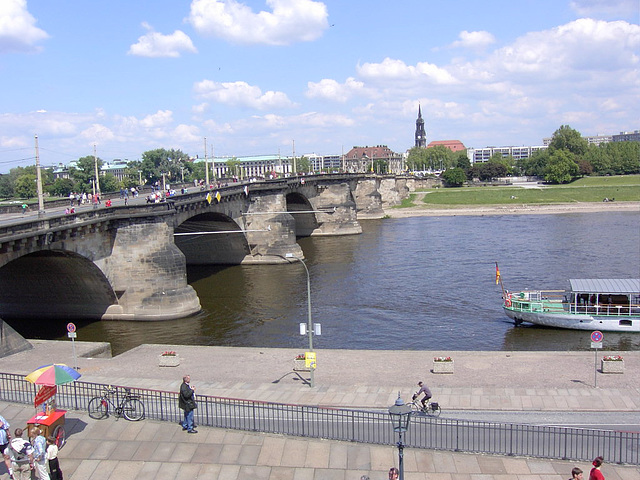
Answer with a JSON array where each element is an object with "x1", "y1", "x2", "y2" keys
[
  {"x1": 410, "y1": 395, "x2": 441, "y2": 417},
  {"x1": 88, "y1": 385, "x2": 145, "y2": 421}
]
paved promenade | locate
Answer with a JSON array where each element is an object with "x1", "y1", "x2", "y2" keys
[{"x1": 1, "y1": 341, "x2": 639, "y2": 479}]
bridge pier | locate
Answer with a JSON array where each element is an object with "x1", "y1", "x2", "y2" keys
[{"x1": 100, "y1": 221, "x2": 201, "y2": 320}]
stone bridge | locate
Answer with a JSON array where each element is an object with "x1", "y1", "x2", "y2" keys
[{"x1": 0, "y1": 174, "x2": 435, "y2": 327}]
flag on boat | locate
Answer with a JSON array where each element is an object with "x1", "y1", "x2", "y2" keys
[
  {"x1": 206, "y1": 192, "x2": 212, "y2": 204},
  {"x1": 495, "y1": 263, "x2": 501, "y2": 285}
]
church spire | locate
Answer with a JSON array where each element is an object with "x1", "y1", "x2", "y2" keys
[{"x1": 415, "y1": 104, "x2": 426, "y2": 148}]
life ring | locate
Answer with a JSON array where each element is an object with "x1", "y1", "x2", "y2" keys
[{"x1": 505, "y1": 298, "x2": 512, "y2": 307}]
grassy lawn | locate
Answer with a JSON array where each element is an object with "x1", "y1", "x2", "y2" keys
[{"x1": 419, "y1": 175, "x2": 640, "y2": 206}]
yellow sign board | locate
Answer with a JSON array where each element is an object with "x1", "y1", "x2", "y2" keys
[{"x1": 305, "y1": 351, "x2": 316, "y2": 369}]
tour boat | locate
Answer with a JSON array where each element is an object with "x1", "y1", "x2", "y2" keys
[{"x1": 501, "y1": 278, "x2": 640, "y2": 332}]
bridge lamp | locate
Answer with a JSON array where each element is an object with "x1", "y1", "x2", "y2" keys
[
  {"x1": 388, "y1": 394, "x2": 412, "y2": 480},
  {"x1": 285, "y1": 252, "x2": 315, "y2": 388}
]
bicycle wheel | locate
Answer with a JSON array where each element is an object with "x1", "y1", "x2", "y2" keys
[
  {"x1": 88, "y1": 397, "x2": 108, "y2": 419},
  {"x1": 52, "y1": 425, "x2": 65, "y2": 449},
  {"x1": 427, "y1": 403, "x2": 442, "y2": 417},
  {"x1": 122, "y1": 398, "x2": 145, "y2": 421}
]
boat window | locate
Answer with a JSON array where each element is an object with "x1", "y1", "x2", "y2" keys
[{"x1": 619, "y1": 319, "x2": 632, "y2": 326}]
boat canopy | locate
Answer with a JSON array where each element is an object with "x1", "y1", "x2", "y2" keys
[{"x1": 569, "y1": 279, "x2": 640, "y2": 294}]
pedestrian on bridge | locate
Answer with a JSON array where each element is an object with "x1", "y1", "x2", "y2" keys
[{"x1": 590, "y1": 457, "x2": 605, "y2": 480}]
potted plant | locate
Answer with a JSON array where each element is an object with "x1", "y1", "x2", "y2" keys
[
  {"x1": 293, "y1": 353, "x2": 310, "y2": 372},
  {"x1": 432, "y1": 356, "x2": 454, "y2": 374},
  {"x1": 158, "y1": 350, "x2": 180, "y2": 367},
  {"x1": 601, "y1": 355, "x2": 624, "y2": 374}
]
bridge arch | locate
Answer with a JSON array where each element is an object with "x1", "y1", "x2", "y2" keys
[
  {"x1": 286, "y1": 192, "x2": 319, "y2": 237},
  {"x1": 174, "y1": 212, "x2": 250, "y2": 265},
  {"x1": 0, "y1": 250, "x2": 117, "y2": 323}
]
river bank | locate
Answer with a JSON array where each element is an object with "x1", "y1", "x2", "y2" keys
[{"x1": 384, "y1": 200, "x2": 640, "y2": 218}]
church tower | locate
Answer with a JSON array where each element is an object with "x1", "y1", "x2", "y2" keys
[{"x1": 415, "y1": 104, "x2": 426, "y2": 148}]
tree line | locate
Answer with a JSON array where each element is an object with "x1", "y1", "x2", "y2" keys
[{"x1": 406, "y1": 125, "x2": 639, "y2": 187}]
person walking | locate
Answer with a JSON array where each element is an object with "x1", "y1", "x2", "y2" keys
[
  {"x1": 32, "y1": 428, "x2": 49, "y2": 480},
  {"x1": 0, "y1": 415, "x2": 9, "y2": 455},
  {"x1": 589, "y1": 456, "x2": 605, "y2": 480},
  {"x1": 45, "y1": 436, "x2": 62, "y2": 480},
  {"x1": 2, "y1": 428, "x2": 35, "y2": 480},
  {"x1": 179, "y1": 374, "x2": 197, "y2": 433}
]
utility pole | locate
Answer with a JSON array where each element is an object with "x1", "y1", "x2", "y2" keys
[
  {"x1": 292, "y1": 140, "x2": 296, "y2": 175},
  {"x1": 34, "y1": 135, "x2": 44, "y2": 215},
  {"x1": 93, "y1": 144, "x2": 100, "y2": 195},
  {"x1": 204, "y1": 137, "x2": 209, "y2": 186}
]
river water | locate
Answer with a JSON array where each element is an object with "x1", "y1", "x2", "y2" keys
[{"x1": 64, "y1": 211, "x2": 639, "y2": 355}]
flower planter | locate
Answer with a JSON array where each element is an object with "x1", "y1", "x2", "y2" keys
[
  {"x1": 601, "y1": 359, "x2": 624, "y2": 374},
  {"x1": 159, "y1": 355, "x2": 180, "y2": 367},
  {"x1": 293, "y1": 359, "x2": 310, "y2": 372},
  {"x1": 432, "y1": 360, "x2": 454, "y2": 374}
]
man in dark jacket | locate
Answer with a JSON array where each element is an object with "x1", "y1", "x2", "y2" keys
[{"x1": 179, "y1": 375, "x2": 197, "y2": 433}]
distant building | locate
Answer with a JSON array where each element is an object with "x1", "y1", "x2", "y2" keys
[
  {"x1": 543, "y1": 134, "x2": 612, "y2": 146},
  {"x1": 415, "y1": 105, "x2": 426, "y2": 148},
  {"x1": 344, "y1": 145, "x2": 404, "y2": 173},
  {"x1": 467, "y1": 145, "x2": 548, "y2": 164},
  {"x1": 613, "y1": 130, "x2": 640, "y2": 142},
  {"x1": 306, "y1": 154, "x2": 343, "y2": 172},
  {"x1": 427, "y1": 140, "x2": 466, "y2": 153}
]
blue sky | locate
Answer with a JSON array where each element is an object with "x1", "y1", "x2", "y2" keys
[{"x1": 0, "y1": 0, "x2": 638, "y2": 172}]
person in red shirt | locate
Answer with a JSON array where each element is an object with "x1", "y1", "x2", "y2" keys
[{"x1": 589, "y1": 456, "x2": 605, "y2": 480}]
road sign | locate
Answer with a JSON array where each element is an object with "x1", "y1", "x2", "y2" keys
[
  {"x1": 67, "y1": 323, "x2": 76, "y2": 333},
  {"x1": 67, "y1": 332, "x2": 77, "y2": 339},
  {"x1": 590, "y1": 331, "x2": 603, "y2": 342}
]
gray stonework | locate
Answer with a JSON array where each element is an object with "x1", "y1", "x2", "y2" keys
[
  {"x1": 100, "y1": 220, "x2": 201, "y2": 320},
  {"x1": 354, "y1": 178, "x2": 384, "y2": 218},
  {"x1": 378, "y1": 176, "x2": 409, "y2": 208},
  {"x1": 307, "y1": 183, "x2": 362, "y2": 236}
]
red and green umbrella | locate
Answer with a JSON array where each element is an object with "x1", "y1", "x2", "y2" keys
[{"x1": 26, "y1": 364, "x2": 81, "y2": 386}]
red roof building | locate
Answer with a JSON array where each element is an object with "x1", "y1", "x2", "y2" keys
[{"x1": 427, "y1": 140, "x2": 466, "y2": 152}]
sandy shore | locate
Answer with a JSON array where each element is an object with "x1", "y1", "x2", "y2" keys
[{"x1": 383, "y1": 200, "x2": 640, "y2": 218}]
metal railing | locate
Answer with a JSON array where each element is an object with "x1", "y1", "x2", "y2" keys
[{"x1": 1, "y1": 373, "x2": 637, "y2": 465}]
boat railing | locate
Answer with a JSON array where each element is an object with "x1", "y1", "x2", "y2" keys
[{"x1": 507, "y1": 291, "x2": 639, "y2": 316}]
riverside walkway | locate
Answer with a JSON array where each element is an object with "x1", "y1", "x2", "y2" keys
[{"x1": 0, "y1": 341, "x2": 638, "y2": 479}]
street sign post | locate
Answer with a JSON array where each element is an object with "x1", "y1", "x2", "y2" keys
[
  {"x1": 67, "y1": 323, "x2": 78, "y2": 370},
  {"x1": 590, "y1": 331, "x2": 603, "y2": 387}
]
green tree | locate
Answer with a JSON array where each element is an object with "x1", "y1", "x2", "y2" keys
[
  {"x1": 297, "y1": 156, "x2": 311, "y2": 173},
  {"x1": 406, "y1": 147, "x2": 429, "y2": 171},
  {"x1": 48, "y1": 178, "x2": 74, "y2": 197},
  {"x1": 140, "y1": 148, "x2": 191, "y2": 186},
  {"x1": 14, "y1": 174, "x2": 37, "y2": 198},
  {"x1": 70, "y1": 155, "x2": 103, "y2": 193},
  {"x1": 516, "y1": 149, "x2": 549, "y2": 177},
  {"x1": 0, "y1": 175, "x2": 14, "y2": 198},
  {"x1": 372, "y1": 159, "x2": 388, "y2": 174},
  {"x1": 425, "y1": 145, "x2": 453, "y2": 171},
  {"x1": 225, "y1": 158, "x2": 241, "y2": 177},
  {"x1": 548, "y1": 125, "x2": 588, "y2": 156},
  {"x1": 441, "y1": 167, "x2": 466, "y2": 186},
  {"x1": 544, "y1": 149, "x2": 579, "y2": 184},
  {"x1": 99, "y1": 174, "x2": 120, "y2": 193},
  {"x1": 607, "y1": 141, "x2": 640, "y2": 174},
  {"x1": 454, "y1": 150, "x2": 470, "y2": 170}
]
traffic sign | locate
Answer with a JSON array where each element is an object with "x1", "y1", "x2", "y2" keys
[
  {"x1": 590, "y1": 331, "x2": 603, "y2": 342},
  {"x1": 67, "y1": 323, "x2": 76, "y2": 333}
]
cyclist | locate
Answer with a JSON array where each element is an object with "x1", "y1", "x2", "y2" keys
[{"x1": 412, "y1": 381, "x2": 432, "y2": 410}]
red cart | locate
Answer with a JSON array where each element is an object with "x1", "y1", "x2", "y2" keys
[{"x1": 26, "y1": 409, "x2": 66, "y2": 448}]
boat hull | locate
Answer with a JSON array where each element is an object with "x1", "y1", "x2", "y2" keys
[{"x1": 503, "y1": 307, "x2": 640, "y2": 332}]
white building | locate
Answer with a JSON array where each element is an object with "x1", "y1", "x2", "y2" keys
[{"x1": 467, "y1": 145, "x2": 548, "y2": 164}]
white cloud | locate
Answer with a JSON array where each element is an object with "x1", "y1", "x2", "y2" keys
[
  {"x1": 357, "y1": 58, "x2": 459, "y2": 86},
  {"x1": 187, "y1": 0, "x2": 329, "y2": 46},
  {"x1": 305, "y1": 77, "x2": 367, "y2": 102},
  {"x1": 487, "y1": 19, "x2": 640, "y2": 78},
  {"x1": 0, "y1": 0, "x2": 49, "y2": 54},
  {"x1": 80, "y1": 124, "x2": 116, "y2": 142},
  {"x1": 450, "y1": 30, "x2": 496, "y2": 50},
  {"x1": 570, "y1": 0, "x2": 639, "y2": 18},
  {"x1": 128, "y1": 22, "x2": 197, "y2": 58},
  {"x1": 140, "y1": 110, "x2": 174, "y2": 128},
  {"x1": 193, "y1": 79, "x2": 295, "y2": 109}
]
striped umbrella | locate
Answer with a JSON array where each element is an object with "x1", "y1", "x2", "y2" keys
[{"x1": 25, "y1": 364, "x2": 81, "y2": 386}]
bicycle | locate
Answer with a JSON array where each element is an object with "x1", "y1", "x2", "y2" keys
[
  {"x1": 88, "y1": 386, "x2": 145, "y2": 421},
  {"x1": 410, "y1": 395, "x2": 441, "y2": 417}
]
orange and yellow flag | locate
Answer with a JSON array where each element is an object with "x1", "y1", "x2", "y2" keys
[{"x1": 495, "y1": 263, "x2": 501, "y2": 285}]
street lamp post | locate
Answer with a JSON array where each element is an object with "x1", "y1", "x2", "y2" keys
[
  {"x1": 285, "y1": 253, "x2": 315, "y2": 388},
  {"x1": 388, "y1": 394, "x2": 412, "y2": 480}
]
